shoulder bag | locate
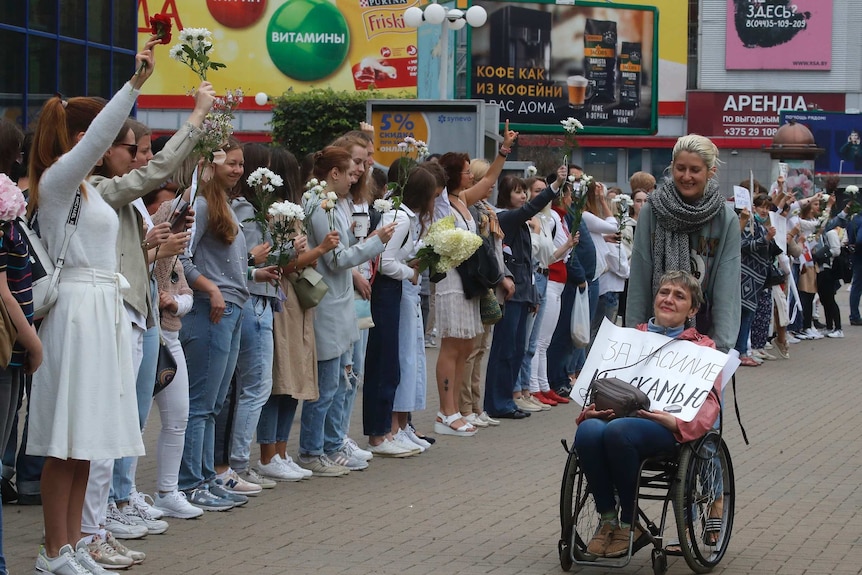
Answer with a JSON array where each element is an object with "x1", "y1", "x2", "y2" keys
[
  {"x1": 587, "y1": 377, "x2": 651, "y2": 418},
  {"x1": 153, "y1": 333, "x2": 177, "y2": 396},
  {"x1": 288, "y1": 266, "x2": 329, "y2": 310},
  {"x1": 0, "y1": 294, "x2": 17, "y2": 369},
  {"x1": 18, "y1": 189, "x2": 82, "y2": 319},
  {"x1": 453, "y1": 206, "x2": 503, "y2": 300}
]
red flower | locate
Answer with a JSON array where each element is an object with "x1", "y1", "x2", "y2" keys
[{"x1": 149, "y1": 13, "x2": 173, "y2": 45}]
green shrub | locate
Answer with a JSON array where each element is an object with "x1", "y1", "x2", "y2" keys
[{"x1": 270, "y1": 88, "x2": 407, "y2": 158}]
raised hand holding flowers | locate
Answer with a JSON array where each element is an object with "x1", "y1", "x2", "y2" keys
[{"x1": 169, "y1": 27, "x2": 226, "y2": 81}]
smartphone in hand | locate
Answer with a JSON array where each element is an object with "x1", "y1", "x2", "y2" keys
[{"x1": 169, "y1": 199, "x2": 190, "y2": 234}]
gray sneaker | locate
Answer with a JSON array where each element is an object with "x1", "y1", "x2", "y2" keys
[
  {"x1": 240, "y1": 468, "x2": 277, "y2": 489},
  {"x1": 209, "y1": 480, "x2": 249, "y2": 506},
  {"x1": 184, "y1": 487, "x2": 234, "y2": 512},
  {"x1": 328, "y1": 446, "x2": 369, "y2": 471},
  {"x1": 296, "y1": 454, "x2": 350, "y2": 477}
]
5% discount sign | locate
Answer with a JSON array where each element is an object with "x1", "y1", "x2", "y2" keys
[{"x1": 372, "y1": 110, "x2": 430, "y2": 167}]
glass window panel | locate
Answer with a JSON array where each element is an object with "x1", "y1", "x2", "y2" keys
[
  {"x1": 0, "y1": 2, "x2": 26, "y2": 27},
  {"x1": 58, "y1": 42, "x2": 86, "y2": 98},
  {"x1": 582, "y1": 148, "x2": 618, "y2": 184},
  {"x1": 651, "y1": 148, "x2": 673, "y2": 183},
  {"x1": 113, "y1": 0, "x2": 136, "y2": 50},
  {"x1": 87, "y1": 0, "x2": 111, "y2": 44},
  {"x1": 0, "y1": 32, "x2": 26, "y2": 128},
  {"x1": 111, "y1": 52, "x2": 135, "y2": 95},
  {"x1": 28, "y1": 0, "x2": 57, "y2": 33},
  {"x1": 627, "y1": 149, "x2": 643, "y2": 183},
  {"x1": 87, "y1": 47, "x2": 111, "y2": 97},
  {"x1": 59, "y1": 0, "x2": 87, "y2": 39},
  {"x1": 28, "y1": 36, "x2": 57, "y2": 98}
]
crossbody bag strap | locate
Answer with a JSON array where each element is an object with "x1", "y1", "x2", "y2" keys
[{"x1": 55, "y1": 188, "x2": 83, "y2": 269}]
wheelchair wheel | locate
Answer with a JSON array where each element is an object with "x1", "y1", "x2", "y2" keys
[
  {"x1": 560, "y1": 450, "x2": 600, "y2": 568},
  {"x1": 671, "y1": 432, "x2": 735, "y2": 573}
]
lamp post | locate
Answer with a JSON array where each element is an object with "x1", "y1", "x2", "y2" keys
[{"x1": 404, "y1": 3, "x2": 487, "y2": 100}]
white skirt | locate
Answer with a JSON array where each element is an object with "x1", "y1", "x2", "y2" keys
[
  {"x1": 434, "y1": 269, "x2": 482, "y2": 340},
  {"x1": 27, "y1": 268, "x2": 145, "y2": 460}
]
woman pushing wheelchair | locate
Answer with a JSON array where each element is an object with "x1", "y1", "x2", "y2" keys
[{"x1": 574, "y1": 270, "x2": 724, "y2": 559}]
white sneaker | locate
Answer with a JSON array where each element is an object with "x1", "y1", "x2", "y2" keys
[
  {"x1": 152, "y1": 490, "x2": 204, "y2": 519},
  {"x1": 394, "y1": 428, "x2": 426, "y2": 452},
  {"x1": 513, "y1": 397, "x2": 541, "y2": 412},
  {"x1": 464, "y1": 413, "x2": 489, "y2": 428},
  {"x1": 827, "y1": 329, "x2": 844, "y2": 338},
  {"x1": 279, "y1": 454, "x2": 313, "y2": 479},
  {"x1": 343, "y1": 437, "x2": 373, "y2": 461},
  {"x1": 35, "y1": 544, "x2": 90, "y2": 575},
  {"x1": 366, "y1": 438, "x2": 414, "y2": 458},
  {"x1": 104, "y1": 502, "x2": 148, "y2": 540},
  {"x1": 803, "y1": 327, "x2": 824, "y2": 340},
  {"x1": 239, "y1": 468, "x2": 277, "y2": 489},
  {"x1": 73, "y1": 539, "x2": 113, "y2": 574},
  {"x1": 79, "y1": 535, "x2": 133, "y2": 570},
  {"x1": 121, "y1": 501, "x2": 169, "y2": 535},
  {"x1": 478, "y1": 412, "x2": 501, "y2": 426},
  {"x1": 787, "y1": 335, "x2": 801, "y2": 344},
  {"x1": 104, "y1": 531, "x2": 146, "y2": 564},
  {"x1": 401, "y1": 425, "x2": 432, "y2": 449},
  {"x1": 128, "y1": 490, "x2": 163, "y2": 520},
  {"x1": 256, "y1": 456, "x2": 304, "y2": 482},
  {"x1": 216, "y1": 468, "x2": 263, "y2": 496},
  {"x1": 763, "y1": 341, "x2": 773, "y2": 350}
]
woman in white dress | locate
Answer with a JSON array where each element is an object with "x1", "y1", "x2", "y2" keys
[{"x1": 25, "y1": 40, "x2": 158, "y2": 574}]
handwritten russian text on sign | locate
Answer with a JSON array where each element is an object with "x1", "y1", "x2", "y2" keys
[{"x1": 573, "y1": 320, "x2": 729, "y2": 422}]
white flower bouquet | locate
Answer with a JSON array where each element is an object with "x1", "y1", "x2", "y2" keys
[{"x1": 414, "y1": 216, "x2": 483, "y2": 282}]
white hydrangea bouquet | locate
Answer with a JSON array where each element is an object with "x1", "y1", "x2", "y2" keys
[{"x1": 414, "y1": 215, "x2": 483, "y2": 282}]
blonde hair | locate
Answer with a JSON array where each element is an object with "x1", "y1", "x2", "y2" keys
[
  {"x1": 672, "y1": 134, "x2": 722, "y2": 172},
  {"x1": 469, "y1": 158, "x2": 490, "y2": 181}
]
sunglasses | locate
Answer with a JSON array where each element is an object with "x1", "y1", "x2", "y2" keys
[{"x1": 116, "y1": 143, "x2": 139, "y2": 157}]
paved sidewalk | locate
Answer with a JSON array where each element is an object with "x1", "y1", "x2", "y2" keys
[{"x1": 4, "y1": 293, "x2": 862, "y2": 575}]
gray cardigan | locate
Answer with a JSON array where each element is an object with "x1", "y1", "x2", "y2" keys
[
  {"x1": 305, "y1": 198, "x2": 384, "y2": 361},
  {"x1": 231, "y1": 197, "x2": 277, "y2": 298}
]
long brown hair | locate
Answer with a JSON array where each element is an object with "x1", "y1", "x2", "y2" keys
[
  {"x1": 438, "y1": 152, "x2": 470, "y2": 193},
  {"x1": 330, "y1": 134, "x2": 371, "y2": 205},
  {"x1": 27, "y1": 96, "x2": 108, "y2": 217},
  {"x1": 197, "y1": 137, "x2": 242, "y2": 244}
]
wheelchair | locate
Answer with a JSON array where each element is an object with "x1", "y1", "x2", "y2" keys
[{"x1": 558, "y1": 429, "x2": 735, "y2": 574}]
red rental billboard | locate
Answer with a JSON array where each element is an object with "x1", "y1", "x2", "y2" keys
[{"x1": 687, "y1": 91, "x2": 846, "y2": 141}]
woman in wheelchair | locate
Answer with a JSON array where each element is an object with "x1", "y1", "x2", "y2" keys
[{"x1": 573, "y1": 270, "x2": 722, "y2": 558}]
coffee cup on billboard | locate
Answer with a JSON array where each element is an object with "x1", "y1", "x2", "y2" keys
[
  {"x1": 567, "y1": 76, "x2": 592, "y2": 108},
  {"x1": 778, "y1": 162, "x2": 788, "y2": 178}
]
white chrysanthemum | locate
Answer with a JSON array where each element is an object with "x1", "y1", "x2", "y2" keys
[
  {"x1": 326, "y1": 191, "x2": 338, "y2": 202},
  {"x1": 373, "y1": 199, "x2": 392, "y2": 213},
  {"x1": 846, "y1": 185, "x2": 859, "y2": 195},
  {"x1": 561, "y1": 117, "x2": 584, "y2": 134},
  {"x1": 397, "y1": 142, "x2": 409, "y2": 151},
  {"x1": 526, "y1": 166, "x2": 537, "y2": 177},
  {"x1": 404, "y1": 136, "x2": 416, "y2": 145},
  {"x1": 169, "y1": 44, "x2": 185, "y2": 61},
  {"x1": 306, "y1": 178, "x2": 319, "y2": 189},
  {"x1": 567, "y1": 175, "x2": 576, "y2": 183}
]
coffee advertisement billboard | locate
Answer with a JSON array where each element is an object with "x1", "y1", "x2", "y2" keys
[{"x1": 467, "y1": 0, "x2": 659, "y2": 134}]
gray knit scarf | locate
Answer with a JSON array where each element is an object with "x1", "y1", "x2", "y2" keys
[{"x1": 649, "y1": 177, "x2": 725, "y2": 294}]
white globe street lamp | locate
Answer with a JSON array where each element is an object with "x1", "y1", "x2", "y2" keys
[{"x1": 405, "y1": 3, "x2": 487, "y2": 99}]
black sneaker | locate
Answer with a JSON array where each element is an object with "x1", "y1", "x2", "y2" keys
[
  {"x1": 555, "y1": 384, "x2": 573, "y2": 398},
  {"x1": 1, "y1": 477, "x2": 17, "y2": 504},
  {"x1": 850, "y1": 319, "x2": 862, "y2": 326}
]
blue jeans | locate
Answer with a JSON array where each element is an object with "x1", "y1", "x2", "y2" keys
[
  {"x1": 178, "y1": 299, "x2": 243, "y2": 491},
  {"x1": 362, "y1": 276, "x2": 402, "y2": 437},
  {"x1": 336, "y1": 327, "x2": 368, "y2": 438},
  {"x1": 592, "y1": 291, "x2": 620, "y2": 337},
  {"x1": 735, "y1": 307, "x2": 755, "y2": 356},
  {"x1": 2, "y1": 374, "x2": 43, "y2": 498},
  {"x1": 111, "y1": 324, "x2": 159, "y2": 503},
  {"x1": 257, "y1": 395, "x2": 298, "y2": 444},
  {"x1": 850, "y1": 256, "x2": 862, "y2": 322},
  {"x1": 574, "y1": 417, "x2": 677, "y2": 524},
  {"x1": 483, "y1": 301, "x2": 531, "y2": 416},
  {"x1": 229, "y1": 296, "x2": 274, "y2": 472},
  {"x1": 0, "y1": 368, "x2": 21, "y2": 575},
  {"x1": 300, "y1": 351, "x2": 351, "y2": 456},
  {"x1": 572, "y1": 278, "x2": 600, "y2": 375},
  {"x1": 516, "y1": 272, "x2": 547, "y2": 392}
]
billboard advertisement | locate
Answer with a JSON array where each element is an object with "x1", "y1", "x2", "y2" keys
[
  {"x1": 725, "y1": 0, "x2": 833, "y2": 71},
  {"x1": 779, "y1": 111, "x2": 862, "y2": 175},
  {"x1": 688, "y1": 91, "x2": 846, "y2": 140},
  {"x1": 467, "y1": 0, "x2": 659, "y2": 134},
  {"x1": 136, "y1": 0, "x2": 420, "y2": 101}
]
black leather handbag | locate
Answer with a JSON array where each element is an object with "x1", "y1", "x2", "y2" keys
[
  {"x1": 587, "y1": 377, "x2": 651, "y2": 418},
  {"x1": 153, "y1": 338, "x2": 177, "y2": 396}
]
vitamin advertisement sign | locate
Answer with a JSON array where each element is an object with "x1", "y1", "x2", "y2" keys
[
  {"x1": 136, "y1": 0, "x2": 419, "y2": 101},
  {"x1": 466, "y1": 0, "x2": 659, "y2": 135},
  {"x1": 725, "y1": 0, "x2": 833, "y2": 70}
]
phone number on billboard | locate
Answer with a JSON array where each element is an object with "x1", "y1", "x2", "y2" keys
[{"x1": 723, "y1": 127, "x2": 779, "y2": 137}]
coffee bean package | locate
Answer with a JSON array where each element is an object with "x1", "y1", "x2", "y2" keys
[
  {"x1": 618, "y1": 41, "x2": 641, "y2": 108},
  {"x1": 584, "y1": 19, "x2": 617, "y2": 103}
]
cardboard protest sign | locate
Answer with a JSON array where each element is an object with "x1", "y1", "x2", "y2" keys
[{"x1": 573, "y1": 319, "x2": 729, "y2": 422}]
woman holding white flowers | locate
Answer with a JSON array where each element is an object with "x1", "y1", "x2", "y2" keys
[
  {"x1": 363, "y1": 167, "x2": 438, "y2": 457},
  {"x1": 433, "y1": 121, "x2": 517, "y2": 434},
  {"x1": 217, "y1": 143, "x2": 282, "y2": 490},
  {"x1": 298, "y1": 146, "x2": 395, "y2": 476},
  {"x1": 593, "y1": 192, "x2": 633, "y2": 330},
  {"x1": 179, "y1": 137, "x2": 279, "y2": 510},
  {"x1": 257, "y1": 147, "x2": 339, "y2": 482}
]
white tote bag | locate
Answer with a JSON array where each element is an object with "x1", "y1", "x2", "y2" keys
[{"x1": 570, "y1": 286, "x2": 591, "y2": 348}]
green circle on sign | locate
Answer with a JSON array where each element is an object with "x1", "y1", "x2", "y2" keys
[{"x1": 266, "y1": 0, "x2": 350, "y2": 82}]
